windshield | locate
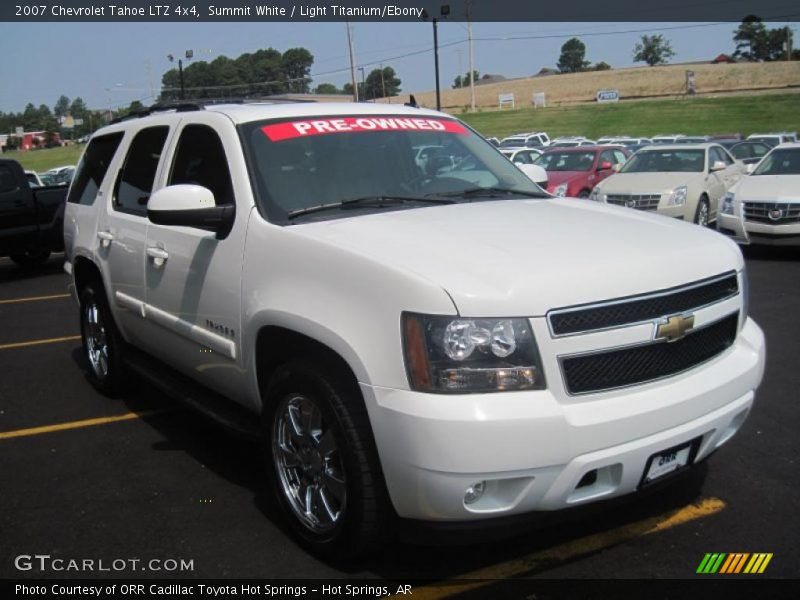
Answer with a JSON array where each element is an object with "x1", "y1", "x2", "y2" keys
[
  {"x1": 499, "y1": 138, "x2": 524, "y2": 148},
  {"x1": 752, "y1": 148, "x2": 800, "y2": 175},
  {"x1": 534, "y1": 151, "x2": 596, "y2": 172},
  {"x1": 241, "y1": 115, "x2": 545, "y2": 223},
  {"x1": 620, "y1": 149, "x2": 705, "y2": 173}
]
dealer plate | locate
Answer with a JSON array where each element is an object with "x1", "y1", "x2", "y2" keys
[{"x1": 641, "y1": 439, "x2": 698, "y2": 486}]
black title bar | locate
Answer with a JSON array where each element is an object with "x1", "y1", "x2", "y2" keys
[{"x1": 3, "y1": 0, "x2": 800, "y2": 22}]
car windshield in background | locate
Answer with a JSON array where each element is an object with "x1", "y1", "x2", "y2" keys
[
  {"x1": 620, "y1": 149, "x2": 705, "y2": 173},
  {"x1": 752, "y1": 148, "x2": 800, "y2": 176},
  {"x1": 499, "y1": 138, "x2": 525, "y2": 148},
  {"x1": 241, "y1": 115, "x2": 545, "y2": 223},
  {"x1": 535, "y1": 151, "x2": 595, "y2": 172}
]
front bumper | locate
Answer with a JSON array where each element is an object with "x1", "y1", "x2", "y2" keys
[
  {"x1": 363, "y1": 318, "x2": 765, "y2": 521},
  {"x1": 718, "y1": 211, "x2": 800, "y2": 246}
]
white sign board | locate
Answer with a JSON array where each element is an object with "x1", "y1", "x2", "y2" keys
[
  {"x1": 532, "y1": 92, "x2": 546, "y2": 108},
  {"x1": 596, "y1": 89, "x2": 620, "y2": 103},
  {"x1": 498, "y1": 93, "x2": 515, "y2": 109}
]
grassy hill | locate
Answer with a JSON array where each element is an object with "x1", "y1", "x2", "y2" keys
[
  {"x1": 459, "y1": 93, "x2": 800, "y2": 140},
  {"x1": 4, "y1": 145, "x2": 83, "y2": 172}
]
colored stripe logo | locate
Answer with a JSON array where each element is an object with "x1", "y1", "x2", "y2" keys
[{"x1": 697, "y1": 553, "x2": 773, "y2": 574}]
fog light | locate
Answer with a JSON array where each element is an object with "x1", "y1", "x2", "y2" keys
[{"x1": 464, "y1": 481, "x2": 486, "y2": 505}]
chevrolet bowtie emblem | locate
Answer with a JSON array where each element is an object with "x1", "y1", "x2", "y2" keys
[{"x1": 656, "y1": 314, "x2": 695, "y2": 342}]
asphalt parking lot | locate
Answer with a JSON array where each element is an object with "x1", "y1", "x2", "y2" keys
[{"x1": 1, "y1": 246, "x2": 798, "y2": 589}]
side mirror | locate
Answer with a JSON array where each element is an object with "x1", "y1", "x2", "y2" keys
[
  {"x1": 746, "y1": 163, "x2": 756, "y2": 174},
  {"x1": 612, "y1": 163, "x2": 623, "y2": 172},
  {"x1": 710, "y1": 160, "x2": 727, "y2": 172},
  {"x1": 597, "y1": 161, "x2": 613, "y2": 171},
  {"x1": 147, "y1": 184, "x2": 234, "y2": 235},
  {"x1": 517, "y1": 163, "x2": 548, "y2": 187}
]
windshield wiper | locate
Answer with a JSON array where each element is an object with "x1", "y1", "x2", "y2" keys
[
  {"x1": 286, "y1": 195, "x2": 454, "y2": 220},
  {"x1": 426, "y1": 187, "x2": 546, "y2": 199}
]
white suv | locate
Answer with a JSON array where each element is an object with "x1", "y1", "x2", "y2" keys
[{"x1": 64, "y1": 102, "x2": 764, "y2": 558}]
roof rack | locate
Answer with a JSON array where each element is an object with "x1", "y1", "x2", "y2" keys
[{"x1": 109, "y1": 96, "x2": 319, "y2": 124}]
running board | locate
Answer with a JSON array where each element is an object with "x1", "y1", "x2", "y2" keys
[{"x1": 123, "y1": 349, "x2": 261, "y2": 441}]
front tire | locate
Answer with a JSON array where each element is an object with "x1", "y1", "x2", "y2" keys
[
  {"x1": 79, "y1": 281, "x2": 126, "y2": 395},
  {"x1": 694, "y1": 196, "x2": 710, "y2": 227},
  {"x1": 264, "y1": 360, "x2": 388, "y2": 559}
]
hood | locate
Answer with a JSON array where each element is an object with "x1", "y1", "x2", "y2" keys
[
  {"x1": 290, "y1": 199, "x2": 743, "y2": 317},
  {"x1": 732, "y1": 174, "x2": 800, "y2": 201},
  {"x1": 599, "y1": 171, "x2": 701, "y2": 194}
]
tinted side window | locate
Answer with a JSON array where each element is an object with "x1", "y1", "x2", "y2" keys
[
  {"x1": 67, "y1": 132, "x2": 124, "y2": 205},
  {"x1": 113, "y1": 126, "x2": 169, "y2": 216},
  {"x1": 169, "y1": 125, "x2": 234, "y2": 205},
  {"x1": 0, "y1": 164, "x2": 18, "y2": 193}
]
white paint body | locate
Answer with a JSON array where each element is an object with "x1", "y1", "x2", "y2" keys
[{"x1": 65, "y1": 103, "x2": 765, "y2": 522}]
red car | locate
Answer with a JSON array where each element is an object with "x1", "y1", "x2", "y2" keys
[{"x1": 534, "y1": 145, "x2": 631, "y2": 198}]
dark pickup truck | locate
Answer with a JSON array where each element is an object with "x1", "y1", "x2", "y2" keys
[{"x1": 0, "y1": 158, "x2": 68, "y2": 266}]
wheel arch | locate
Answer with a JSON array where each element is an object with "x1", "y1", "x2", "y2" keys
[{"x1": 254, "y1": 323, "x2": 367, "y2": 414}]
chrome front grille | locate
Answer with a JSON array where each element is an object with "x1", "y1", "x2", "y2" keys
[
  {"x1": 606, "y1": 193, "x2": 661, "y2": 211},
  {"x1": 743, "y1": 202, "x2": 800, "y2": 224}
]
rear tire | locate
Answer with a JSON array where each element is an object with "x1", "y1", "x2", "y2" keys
[
  {"x1": 79, "y1": 281, "x2": 127, "y2": 396},
  {"x1": 10, "y1": 248, "x2": 51, "y2": 267},
  {"x1": 694, "y1": 197, "x2": 710, "y2": 227},
  {"x1": 263, "y1": 360, "x2": 388, "y2": 560},
  {"x1": 578, "y1": 189, "x2": 591, "y2": 199}
]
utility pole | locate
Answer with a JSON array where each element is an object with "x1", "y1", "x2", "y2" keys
[
  {"x1": 467, "y1": 0, "x2": 475, "y2": 112},
  {"x1": 346, "y1": 20, "x2": 359, "y2": 102}
]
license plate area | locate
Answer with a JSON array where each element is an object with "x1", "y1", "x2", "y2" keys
[{"x1": 639, "y1": 438, "x2": 701, "y2": 488}]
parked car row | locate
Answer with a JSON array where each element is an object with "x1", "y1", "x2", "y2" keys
[{"x1": 492, "y1": 128, "x2": 798, "y2": 246}]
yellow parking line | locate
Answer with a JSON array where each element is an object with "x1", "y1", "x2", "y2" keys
[
  {"x1": 0, "y1": 409, "x2": 173, "y2": 440},
  {"x1": 0, "y1": 335, "x2": 81, "y2": 351},
  {"x1": 398, "y1": 497, "x2": 726, "y2": 600},
  {"x1": 0, "y1": 293, "x2": 71, "y2": 305}
]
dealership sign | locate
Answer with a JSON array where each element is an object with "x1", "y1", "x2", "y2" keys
[{"x1": 596, "y1": 89, "x2": 620, "y2": 103}]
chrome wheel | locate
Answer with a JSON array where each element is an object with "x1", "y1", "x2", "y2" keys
[
  {"x1": 272, "y1": 393, "x2": 347, "y2": 534},
  {"x1": 83, "y1": 301, "x2": 109, "y2": 380},
  {"x1": 696, "y1": 200, "x2": 709, "y2": 226}
]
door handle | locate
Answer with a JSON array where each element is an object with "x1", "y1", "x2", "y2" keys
[
  {"x1": 97, "y1": 230, "x2": 114, "y2": 248},
  {"x1": 146, "y1": 246, "x2": 169, "y2": 268}
]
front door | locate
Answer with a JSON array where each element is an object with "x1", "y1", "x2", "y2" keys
[{"x1": 142, "y1": 116, "x2": 248, "y2": 400}]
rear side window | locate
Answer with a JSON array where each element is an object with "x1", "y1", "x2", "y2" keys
[
  {"x1": 0, "y1": 164, "x2": 18, "y2": 193},
  {"x1": 67, "y1": 132, "x2": 124, "y2": 205},
  {"x1": 169, "y1": 125, "x2": 234, "y2": 206},
  {"x1": 113, "y1": 126, "x2": 169, "y2": 216}
]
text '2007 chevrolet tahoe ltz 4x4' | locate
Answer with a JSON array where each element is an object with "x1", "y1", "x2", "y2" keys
[{"x1": 64, "y1": 101, "x2": 765, "y2": 558}]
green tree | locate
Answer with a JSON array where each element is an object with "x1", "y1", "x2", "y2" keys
[
  {"x1": 281, "y1": 48, "x2": 314, "y2": 93},
  {"x1": 593, "y1": 61, "x2": 612, "y2": 71},
  {"x1": 557, "y1": 38, "x2": 590, "y2": 73},
  {"x1": 453, "y1": 70, "x2": 479, "y2": 88},
  {"x1": 733, "y1": 15, "x2": 769, "y2": 61},
  {"x1": 767, "y1": 26, "x2": 794, "y2": 61},
  {"x1": 54, "y1": 95, "x2": 70, "y2": 118},
  {"x1": 633, "y1": 34, "x2": 675, "y2": 66},
  {"x1": 315, "y1": 83, "x2": 341, "y2": 94},
  {"x1": 364, "y1": 66, "x2": 401, "y2": 99}
]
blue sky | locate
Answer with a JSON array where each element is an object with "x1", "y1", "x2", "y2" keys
[{"x1": 0, "y1": 21, "x2": 796, "y2": 113}]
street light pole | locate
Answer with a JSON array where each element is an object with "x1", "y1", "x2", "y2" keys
[
  {"x1": 358, "y1": 67, "x2": 366, "y2": 101},
  {"x1": 422, "y1": 5, "x2": 449, "y2": 112},
  {"x1": 168, "y1": 50, "x2": 193, "y2": 101}
]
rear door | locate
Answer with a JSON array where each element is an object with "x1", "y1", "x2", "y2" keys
[
  {"x1": 96, "y1": 122, "x2": 172, "y2": 344},
  {"x1": 0, "y1": 161, "x2": 36, "y2": 254}
]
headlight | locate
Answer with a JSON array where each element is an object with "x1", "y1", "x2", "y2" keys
[
  {"x1": 589, "y1": 187, "x2": 606, "y2": 202},
  {"x1": 554, "y1": 183, "x2": 568, "y2": 197},
  {"x1": 721, "y1": 192, "x2": 735, "y2": 215},
  {"x1": 667, "y1": 186, "x2": 687, "y2": 206},
  {"x1": 402, "y1": 313, "x2": 546, "y2": 393}
]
